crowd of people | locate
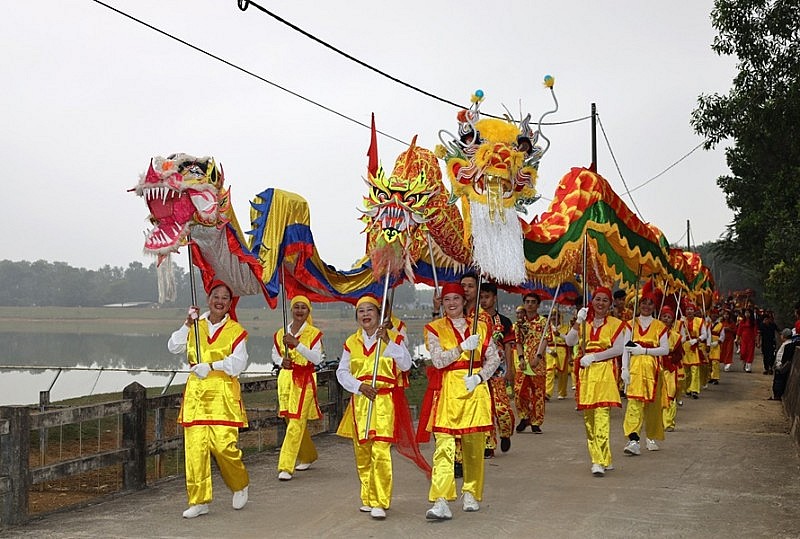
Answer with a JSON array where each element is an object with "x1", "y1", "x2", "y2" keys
[{"x1": 166, "y1": 277, "x2": 797, "y2": 521}]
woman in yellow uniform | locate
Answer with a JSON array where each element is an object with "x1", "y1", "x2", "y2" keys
[
  {"x1": 168, "y1": 280, "x2": 250, "y2": 518},
  {"x1": 565, "y1": 286, "x2": 627, "y2": 477},
  {"x1": 272, "y1": 295, "x2": 324, "y2": 481},
  {"x1": 659, "y1": 306, "x2": 684, "y2": 432},
  {"x1": 417, "y1": 282, "x2": 501, "y2": 520},
  {"x1": 336, "y1": 295, "x2": 428, "y2": 520},
  {"x1": 546, "y1": 308, "x2": 573, "y2": 400},
  {"x1": 621, "y1": 292, "x2": 669, "y2": 455}
]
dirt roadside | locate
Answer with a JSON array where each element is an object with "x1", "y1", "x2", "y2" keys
[{"x1": 6, "y1": 360, "x2": 799, "y2": 538}]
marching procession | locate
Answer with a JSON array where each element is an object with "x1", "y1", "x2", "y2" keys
[
  {"x1": 168, "y1": 275, "x2": 786, "y2": 521},
  {"x1": 135, "y1": 80, "x2": 789, "y2": 525}
]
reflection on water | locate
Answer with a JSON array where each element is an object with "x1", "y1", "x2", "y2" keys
[{"x1": 0, "y1": 330, "x2": 356, "y2": 406}]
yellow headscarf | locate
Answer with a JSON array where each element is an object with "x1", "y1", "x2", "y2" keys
[
  {"x1": 290, "y1": 295, "x2": 313, "y2": 325},
  {"x1": 356, "y1": 295, "x2": 381, "y2": 310}
]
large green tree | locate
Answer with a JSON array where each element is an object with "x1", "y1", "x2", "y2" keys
[{"x1": 691, "y1": 0, "x2": 800, "y2": 320}]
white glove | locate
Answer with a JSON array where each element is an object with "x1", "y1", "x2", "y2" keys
[
  {"x1": 464, "y1": 374, "x2": 482, "y2": 392},
  {"x1": 191, "y1": 363, "x2": 211, "y2": 379},
  {"x1": 187, "y1": 306, "x2": 199, "y2": 320},
  {"x1": 621, "y1": 367, "x2": 631, "y2": 386},
  {"x1": 689, "y1": 338, "x2": 698, "y2": 346},
  {"x1": 625, "y1": 345, "x2": 646, "y2": 356},
  {"x1": 710, "y1": 341, "x2": 719, "y2": 348},
  {"x1": 461, "y1": 334, "x2": 481, "y2": 351},
  {"x1": 576, "y1": 307, "x2": 589, "y2": 324},
  {"x1": 579, "y1": 353, "x2": 596, "y2": 368}
]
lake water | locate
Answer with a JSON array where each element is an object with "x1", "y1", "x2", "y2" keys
[{"x1": 0, "y1": 330, "x2": 430, "y2": 406}]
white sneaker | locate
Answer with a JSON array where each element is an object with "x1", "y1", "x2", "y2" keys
[
  {"x1": 182, "y1": 504, "x2": 209, "y2": 518},
  {"x1": 278, "y1": 471, "x2": 292, "y2": 481},
  {"x1": 295, "y1": 462, "x2": 311, "y2": 471},
  {"x1": 723, "y1": 364, "x2": 731, "y2": 372},
  {"x1": 624, "y1": 440, "x2": 641, "y2": 455},
  {"x1": 557, "y1": 395, "x2": 566, "y2": 400},
  {"x1": 462, "y1": 492, "x2": 479, "y2": 512},
  {"x1": 591, "y1": 463, "x2": 605, "y2": 476},
  {"x1": 425, "y1": 498, "x2": 452, "y2": 520},
  {"x1": 359, "y1": 505, "x2": 372, "y2": 513},
  {"x1": 604, "y1": 464, "x2": 615, "y2": 471},
  {"x1": 744, "y1": 364, "x2": 751, "y2": 372},
  {"x1": 232, "y1": 486, "x2": 248, "y2": 509},
  {"x1": 646, "y1": 439, "x2": 660, "y2": 451},
  {"x1": 370, "y1": 507, "x2": 386, "y2": 519}
]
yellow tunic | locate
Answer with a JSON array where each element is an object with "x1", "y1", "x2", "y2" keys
[
  {"x1": 709, "y1": 322, "x2": 723, "y2": 361},
  {"x1": 682, "y1": 317, "x2": 703, "y2": 366},
  {"x1": 179, "y1": 319, "x2": 248, "y2": 427},
  {"x1": 626, "y1": 318, "x2": 667, "y2": 402},
  {"x1": 336, "y1": 330, "x2": 404, "y2": 442},
  {"x1": 424, "y1": 317, "x2": 493, "y2": 435},
  {"x1": 275, "y1": 325, "x2": 323, "y2": 420},
  {"x1": 576, "y1": 317, "x2": 626, "y2": 410}
]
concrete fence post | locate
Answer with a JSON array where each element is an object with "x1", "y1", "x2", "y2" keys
[
  {"x1": 0, "y1": 406, "x2": 31, "y2": 527},
  {"x1": 122, "y1": 383, "x2": 147, "y2": 491}
]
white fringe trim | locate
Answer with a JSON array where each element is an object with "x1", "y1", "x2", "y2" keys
[{"x1": 469, "y1": 201, "x2": 527, "y2": 285}]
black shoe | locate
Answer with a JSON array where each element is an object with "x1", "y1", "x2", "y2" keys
[
  {"x1": 531, "y1": 425, "x2": 543, "y2": 434},
  {"x1": 691, "y1": 392, "x2": 699, "y2": 399},
  {"x1": 515, "y1": 419, "x2": 530, "y2": 433},
  {"x1": 710, "y1": 379, "x2": 719, "y2": 385},
  {"x1": 500, "y1": 437, "x2": 511, "y2": 452},
  {"x1": 454, "y1": 462, "x2": 463, "y2": 478},
  {"x1": 484, "y1": 448, "x2": 494, "y2": 459}
]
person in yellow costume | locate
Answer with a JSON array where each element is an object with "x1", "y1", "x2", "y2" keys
[
  {"x1": 545, "y1": 308, "x2": 572, "y2": 400},
  {"x1": 272, "y1": 295, "x2": 324, "y2": 481},
  {"x1": 168, "y1": 280, "x2": 250, "y2": 519},
  {"x1": 336, "y1": 295, "x2": 429, "y2": 520},
  {"x1": 659, "y1": 306, "x2": 684, "y2": 432},
  {"x1": 621, "y1": 292, "x2": 669, "y2": 456},
  {"x1": 416, "y1": 281, "x2": 501, "y2": 520},
  {"x1": 681, "y1": 303, "x2": 707, "y2": 399},
  {"x1": 565, "y1": 286, "x2": 627, "y2": 477},
  {"x1": 707, "y1": 311, "x2": 726, "y2": 384}
]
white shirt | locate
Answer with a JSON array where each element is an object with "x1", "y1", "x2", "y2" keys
[
  {"x1": 271, "y1": 321, "x2": 323, "y2": 366},
  {"x1": 167, "y1": 312, "x2": 248, "y2": 376},
  {"x1": 336, "y1": 328, "x2": 412, "y2": 395},
  {"x1": 426, "y1": 316, "x2": 502, "y2": 381}
]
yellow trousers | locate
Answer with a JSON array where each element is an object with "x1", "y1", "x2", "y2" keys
[
  {"x1": 623, "y1": 375, "x2": 664, "y2": 441},
  {"x1": 546, "y1": 359, "x2": 570, "y2": 398},
  {"x1": 685, "y1": 365, "x2": 702, "y2": 393},
  {"x1": 663, "y1": 400, "x2": 677, "y2": 430},
  {"x1": 353, "y1": 439, "x2": 392, "y2": 509},
  {"x1": 278, "y1": 395, "x2": 318, "y2": 473},
  {"x1": 429, "y1": 432, "x2": 485, "y2": 502},
  {"x1": 710, "y1": 360, "x2": 720, "y2": 381},
  {"x1": 583, "y1": 407, "x2": 612, "y2": 467},
  {"x1": 184, "y1": 424, "x2": 249, "y2": 506}
]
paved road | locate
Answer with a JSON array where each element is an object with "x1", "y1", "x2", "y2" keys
[{"x1": 6, "y1": 360, "x2": 799, "y2": 538}]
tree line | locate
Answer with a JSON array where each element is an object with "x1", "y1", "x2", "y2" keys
[{"x1": 0, "y1": 245, "x2": 763, "y2": 314}]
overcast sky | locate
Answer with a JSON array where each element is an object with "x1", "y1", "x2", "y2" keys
[{"x1": 3, "y1": 1, "x2": 737, "y2": 273}]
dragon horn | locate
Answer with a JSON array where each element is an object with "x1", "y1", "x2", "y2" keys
[{"x1": 367, "y1": 112, "x2": 379, "y2": 179}]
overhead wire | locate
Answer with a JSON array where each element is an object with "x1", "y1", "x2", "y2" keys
[
  {"x1": 89, "y1": 0, "x2": 408, "y2": 145},
  {"x1": 235, "y1": 0, "x2": 591, "y2": 126},
  {"x1": 596, "y1": 113, "x2": 644, "y2": 220},
  {"x1": 91, "y1": 0, "x2": 703, "y2": 201}
]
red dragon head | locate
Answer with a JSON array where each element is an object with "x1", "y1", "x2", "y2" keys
[{"x1": 130, "y1": 153, "x2": 230, "y2": 257}]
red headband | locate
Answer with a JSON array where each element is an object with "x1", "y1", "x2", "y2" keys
[
  {"x1": 441, "y1": 282, "x2": 466, "y2": 298},
  {"x1": 593, "y1": 286, "x2": 612, "y2": 300}
]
